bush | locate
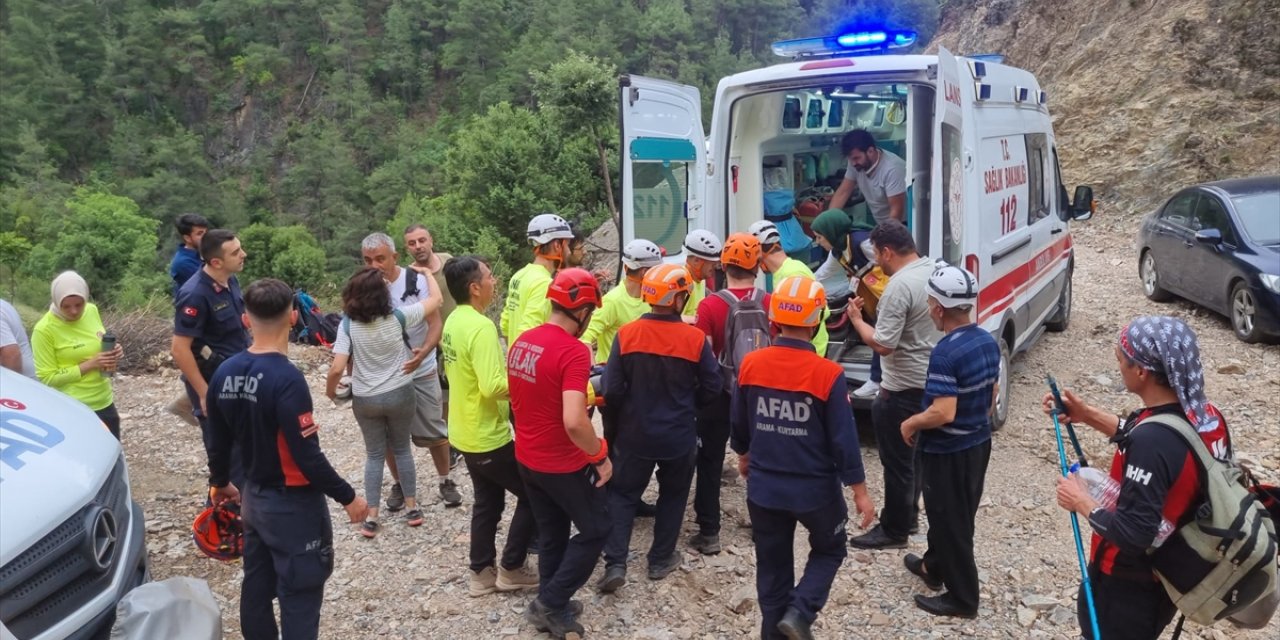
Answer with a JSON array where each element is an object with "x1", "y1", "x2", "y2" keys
[{"x1": 100, "y1": 298, "x2": 174, "y2": 373}]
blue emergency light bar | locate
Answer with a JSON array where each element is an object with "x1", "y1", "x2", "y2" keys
[{"x1": 773, "y1": 30, "x2": 918, "y2": 59}]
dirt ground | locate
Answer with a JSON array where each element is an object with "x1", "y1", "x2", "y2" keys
[{"x1": 112, "y1": 217, "x2": 1279, "y2": 640}]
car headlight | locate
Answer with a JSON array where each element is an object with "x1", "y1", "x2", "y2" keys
[{"x1": 1260, "y1": 273, "x2": 1280, "y2": 294}]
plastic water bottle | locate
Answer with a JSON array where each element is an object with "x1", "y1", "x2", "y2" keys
[{"x1": 1070, "y1": 463, "x2": 1176, "y2": 547}]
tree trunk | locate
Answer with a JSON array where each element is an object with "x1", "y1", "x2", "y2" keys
[{"x1": 593, "y1": 126, "x2": 619, "y2": 230}]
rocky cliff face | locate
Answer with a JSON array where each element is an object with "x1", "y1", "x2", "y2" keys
[{"x1": 930, "y1": 0, "x2": 1280, "y2": 216}]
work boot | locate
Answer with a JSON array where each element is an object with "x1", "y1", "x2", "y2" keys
[
  {"x1": 439, "y1": 478, "x2": 462, "y2": 507},
  {"x1": 386, "y1": 483, "x2": 405, "y2": 512},
  {"x1": 469, "y1": 566, "x2": 497, "y2": 597},
  {"x1": 688, "y1": 533, "x2": 721, "y2": 556},
  {"x1": 496, "y1": 562, "x2": 539, "y2": 591},
  {"x1": 777, "y1": 606, "x2": 814, "y2": 640},
  {"x1": 647, "y1": 552, "x2": 681, "y2": 581},
  {"x1": 597, "y1": 564, "x2": 626, "y2": 593},
  {"x1": 526, "y1": 599, "x2": 585, "y2": 637}
]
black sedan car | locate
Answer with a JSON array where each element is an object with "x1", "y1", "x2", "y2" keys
[{"x1": 1136, "y1": 176, "x2": 1280, "y2": 342}]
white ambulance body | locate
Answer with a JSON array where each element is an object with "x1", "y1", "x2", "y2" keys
[{"x1": 620, "y1": 34, "x2": 1093, "y2": 428}]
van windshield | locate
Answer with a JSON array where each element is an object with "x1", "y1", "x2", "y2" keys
[{"x1": 726, "y1": 81, "x2": 933, "y2": 286}]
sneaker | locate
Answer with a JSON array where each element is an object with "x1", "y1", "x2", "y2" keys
[
  {"x1": 848, "y1": 524, "x2": 907, "y2": 550},
  {"x1": 496, "y1": 563, "x2": 539, "y2": 591},
  {"x1": 449, "y1": 447, "x2": 463, "y2": 470},
  {"x1": 360, "y1": 520, "x2": 379, "y2": 539},
  {"x1": 852, "y1": 379, "x2": 880, "y2": 398},
  {"x1": 405, "y1": 509, "x2": 424, "y2": 527},
  {"x1": 386, "y1": 483, "x2": 405, "y2": 512},
  {"x1": 597, "y1": 565, "x2": 626, "y2": 593},
  {"x1": 688, "y1": 533, "x2": 721, "y2": 556},
  {"x1": 636, "y1": 501, "x2": 658, "y2": 518},
  {"x1": 166, "y1": 395, "x2": 198, "y2": 427},
  {"x1": 777, "y1": 606, "x2": 814, "y2": 640},
  {"x1": 647, "y1": 552, "x2": 681, "y2": 581},
  {"x1": 439, "y1": 478, "x2": 462, "y2": 507},
  {"x1": 904, "y1": 553, "x2": 943, "y2": 590},
  {"x1": 469, "y1": 566, "x2": 497, "y2": 597}
]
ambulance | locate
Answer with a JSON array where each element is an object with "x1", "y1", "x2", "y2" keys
[{"x1": 619, "y1": 30, "x2": 1094, "y2": 428}]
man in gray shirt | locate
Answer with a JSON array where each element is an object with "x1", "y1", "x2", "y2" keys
[
  {"x1": 0, "y1": 298, "x2": 35, "y2": 378},
  {"x1": 845, "y1": 221, "x2": 941, "y2": 549},
  {"x1": 829, "y1": 129, "x2": 907, "y2": 225}
]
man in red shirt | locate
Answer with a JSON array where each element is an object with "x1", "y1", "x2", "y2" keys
[
  {"x1": 509, "y1": 268, "x2": 613, "y2": 639},
  {"x1": 689, "y1": 233, "x2": 770, "y2": 555}
]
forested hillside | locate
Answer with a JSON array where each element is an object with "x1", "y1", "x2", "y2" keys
[{"x1": 0, "y1": 0, "x2": 938, "y2": 307}]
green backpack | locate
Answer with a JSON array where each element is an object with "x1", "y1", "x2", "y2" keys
[{"x1": 1143, "y1": 413, "x2": 1278, "y2": 628}]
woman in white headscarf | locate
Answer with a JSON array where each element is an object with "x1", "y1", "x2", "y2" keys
[{"x1": 31, "y1": 271, "x2": 125, "y2": 439}]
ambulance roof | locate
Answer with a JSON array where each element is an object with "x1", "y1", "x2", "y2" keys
[{"x1": 716, "y1": 54, "x2": 1040, "y2": 93}]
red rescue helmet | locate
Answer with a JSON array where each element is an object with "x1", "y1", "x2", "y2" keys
[
  {"x1": 193, "y1": 502, "x2": 244, "y2": 561},
  {"x1": 546, "y1": 268, "x2": 602, "y2": 310}
]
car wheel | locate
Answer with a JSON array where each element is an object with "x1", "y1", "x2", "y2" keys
[
  {"x1": 1231, "y1": 281, "x2": 1264, "y2": 343},
  {"x1": 1045, "y1": 273, "x2": 1072, "y2": 332},
  {"x1": 1140, "y1": 250, "x2": 1173, "y2": 302},
  {"x1": 991, "y1": 336, "x2": 1010, "y2": 432}
]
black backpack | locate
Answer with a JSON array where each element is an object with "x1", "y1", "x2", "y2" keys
[{"x1": 289, "y1": 290, "x2": 339, "y2": 347}]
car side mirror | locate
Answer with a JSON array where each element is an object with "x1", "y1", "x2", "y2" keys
[
  {"x1": 1194, "y1": 228, "x2": 1223, "y2": 246},
  {"x1": 1071, "y1": 185, "x2": 1095, "y2": 221}
]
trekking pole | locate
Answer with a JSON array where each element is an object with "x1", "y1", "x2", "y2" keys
[
  {"x1": 1048, "y1": 377, "x2": 1102, "y2": 640},
  {"x1": 1048, "y1": 375, "x2": 1089, "y2": 467}
]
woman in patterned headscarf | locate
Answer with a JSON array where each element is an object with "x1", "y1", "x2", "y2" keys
[{"x1": 1044, "y1": 315, "x2": 1232, "y2": 640}]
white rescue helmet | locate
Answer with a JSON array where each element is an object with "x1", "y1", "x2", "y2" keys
[
  {"x1": 747, "y1": 220, "x2": 782, "y2": 247},
  {"x1": 621, "y1": 239, "x2": 663, "y2": 270},
  {"x1": 928, "y1": 264, "x2": 979, "y2": 308},
  {"x1": 683, "y1": 229, "x2": 722, "y2": 260},
  {"x1": 527, "y1": 213, "x2": 575, "y2": 246}
]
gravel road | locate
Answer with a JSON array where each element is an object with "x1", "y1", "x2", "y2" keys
[{"x1": 116, "y1": 221, "x2": 1278, "y2": 639}]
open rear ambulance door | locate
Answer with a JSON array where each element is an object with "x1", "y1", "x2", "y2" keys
[{"x1": 619, "y1": 75, "x2": 707, "y2": 263}]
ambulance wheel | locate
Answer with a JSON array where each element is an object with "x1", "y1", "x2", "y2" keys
[
  {"x1": 991, "y1": 337, "x2": 1010, "y2": 432},
  {"x1": 1045, "y1": 275, "x2": 1072, "y2": 332},
  {"x1": 1140, "y1": 250, "x2": 1173, "y2": 302}
]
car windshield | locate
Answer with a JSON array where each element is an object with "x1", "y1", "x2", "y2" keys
[{"x1": 1232, "y1": 192, "x2": 1280, "y2": 245}]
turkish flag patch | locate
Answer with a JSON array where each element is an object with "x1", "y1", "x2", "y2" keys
[
  {"x1": 183, "y1": 306, "x2": 198, "y2": 317},
  {"x1": 298, "y1": 412, "x2": 318, "y2": 438}
]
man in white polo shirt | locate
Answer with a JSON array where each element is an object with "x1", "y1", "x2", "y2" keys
[{"x1": 828, "y1": 129, "x2": 907, "y2": 225}]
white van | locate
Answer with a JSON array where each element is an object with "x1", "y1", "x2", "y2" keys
[
  {"x1": 619, "y1": 31, "x2": 1093, "y2": 428},
  {"x1": 0, "y1": 370, "x2": 149, "y2": 640}
]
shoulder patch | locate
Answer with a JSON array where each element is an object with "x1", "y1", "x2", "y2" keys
[
  {"x1": 298, "y1": 412, "x2": 318, "y2": 438},
  {"x1": 183, "y1": 306, "x2": 198, "y2": 317}
]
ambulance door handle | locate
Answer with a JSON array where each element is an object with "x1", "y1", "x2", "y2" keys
[{"x1": 1050, "y1": 227, "x2": 1064, "y2": 235}]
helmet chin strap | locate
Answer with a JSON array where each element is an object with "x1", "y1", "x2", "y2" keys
[{"x1": 568, "y1": 307, "x2": 593, "y2": 338}]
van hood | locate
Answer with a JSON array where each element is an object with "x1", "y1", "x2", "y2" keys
[{"x1": 0, "y1": 370, "x2": 121, "y2": 567}]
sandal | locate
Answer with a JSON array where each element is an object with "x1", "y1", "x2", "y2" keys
[
  {"x1": 405, "y1": 509, "x2": 424, "y2": 527},
  {"x1": 361, "y1": 520, "x2": 380, "y2": 538}
]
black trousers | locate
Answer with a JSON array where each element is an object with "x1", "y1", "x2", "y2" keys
[
  {"x1": 604, "y1": 447, "x2": 696, "y2": 568},
  {"x1": 240, "y1": 484, "x2": 333, "y2": 640},
  {"x1": 693, "y1": 391, "x2": 731, "y2": 536},
  {"x1": 921, "y1": 439, "x2": 991, "y2": 612},
  {"x1": 749, "y1": 498, "x2": 848, "y2": 640},
  {"x1": 519, "y1": 463, "x2": 611, "y2": 611},
  {"x1": 1077, "y1": 564, "x2": 1177, "y2": 640},
  {"x1": 871, "y1": 388, "x2": 923, "y2": 538},
  {"x1": 94, "y1": 404, "x2": 121, "y2": 440},
  {"x1": 462, "y1": 442, "x2": 536, "y2": 573}
]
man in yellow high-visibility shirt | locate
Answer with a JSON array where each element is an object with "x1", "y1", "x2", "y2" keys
[
  {"x1": 500, "y1": 213, "x2": 575, "y2": 346},
  {"x1": 749, "y1": 220, "x2": 830, "y2": 357},
  {"x1": 682, "y1": 229, "x2": 723, "y2": 320},
  {"x1": 581, "y1": 239, "x2": 663, "y2": 363},
  {"x1": 441, "y1": 255, "x2": 539, "y2": 598}
]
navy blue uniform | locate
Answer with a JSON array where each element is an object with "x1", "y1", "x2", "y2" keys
[
  {"x1": 206, "y1": 352, "x2": 356, "y2": 640},
  {"x1": 730, "y1": 338, "x2": 865, "y2": 639},
  {"x1": 918, "y1": 324, "x2": 999, "y2": 614},
  {"x1": 602, "y1": 314, "x2": 720, "y2": 570},
  {"x1": 169, "y1": 245, "x2": 201, "y2": 296}
]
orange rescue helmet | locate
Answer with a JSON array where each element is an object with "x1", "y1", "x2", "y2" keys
[
  {"x1": 192, "y1": 502, "x2": 244, "y2": 561},
  {"x1": 721, "y1": 233, "x2": 762, "y2": 270},
  {"x1": 770, "y1": 275, "x2": 826, "y2": 327},
  {"x1": 641, "y1": 263, "x2": 694, "y2": 307}
]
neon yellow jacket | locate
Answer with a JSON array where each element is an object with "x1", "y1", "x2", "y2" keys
[
  {"x1": 499, "y1": 262, "x2": 553, "y2": 344},
  {"x1": 441, "y1": 305, "x2": 511, "y2": 454},
  {"x1": 581, "y1": 284, "x2": 649, "y2": 363},
  {"x1": 32, "y1": 304, "x2": 114, "y2": 410},
  {"x1": 683, "y1": 279, "x2": 705, "y2": 317},
  {"x1": 772, "y1": 258, "x2": 830, "y2": 356}
]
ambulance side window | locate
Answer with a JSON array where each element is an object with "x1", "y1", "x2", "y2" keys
[
  {"x1": 1025, "y1": 134, "x2": 1049, "y2": 225},
  {"x1": 632, "y1": 161, "x2": 690, "y2": 255},
  {"x1": 941, "y1": 123, "x2": 964, "y2": 266}
]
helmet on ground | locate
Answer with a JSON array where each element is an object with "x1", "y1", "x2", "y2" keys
[
  {"x1": 748, "y1": 220, "x2": 782, "y2": 247},
  {"x1": 527, "y1": 213, "x2": 575, "y2": 246},
  {"x1": 928, "y1": 264, "x2": 978, "y2": 308},
  {"x1": 546, "y1": 268, "x2": 602, "y2": 310},
  {"x1": 684, "y1": 229, "x2": 722, "y2": 260},
  {"x1": 770, "y1": 276, "x2": 826, "y2": 327},
  {"x1": 193, "y1": 502, "x2": 243, "y2": 561},
  {"x1": 622, "y1": 239, "x2": 664, "y2": 270},
  {"x1": 641, "y1": 264, "x2": 694, "y2": 307},
  {"x1": 721, "y1": 233, "x2": 762, "y2": 270}
]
